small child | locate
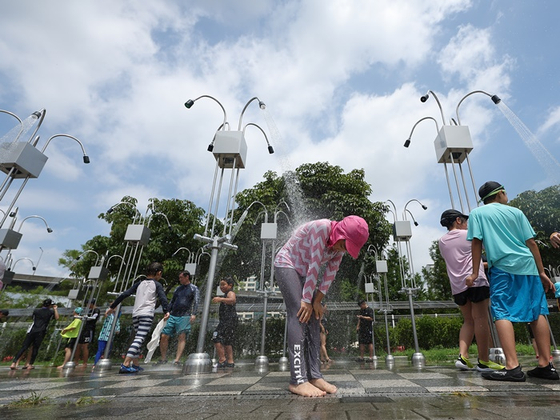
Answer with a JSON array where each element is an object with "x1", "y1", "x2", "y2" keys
[
  {"x1": 92, "y1": 311, "x2": 121, "y2": 369},
  {"x1": 211, "y1": 277, "x2": 237, "y2": 368},
  {"x1": 57, "y1": 307, "x2": 83, "y2": 368}
]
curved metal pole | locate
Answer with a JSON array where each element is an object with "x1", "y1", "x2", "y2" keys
[
  {"x1": 455, "y1": 90, "x2": 501, "y2": 126},
  {"x1": 27, "y1": 110, "x2": 46, "y2": 144},
  {"x1": 243, "y1": 123, "x2": 275, "y2": 153},
  {"x1": 11, "y1": 257, "x2": 36, "y2": 271},
  {"x1": 237, "y1": 97, "x2": 265, "y2": 130},
  {"x1": 421, "y1": 90, "x2": 446, "y2": 125},
  {"x1": 17, "y1": 215, "x2": 52, "y2": 233},
  {"x1": 185, "y1": 95, "x2": 228, "y2": 132},
  {"x1": 41, "y1": 134, "x2": 90, "y2": 163},
  {"x1": 403, "y1": 116, "x2": 440, "y2": 148}
]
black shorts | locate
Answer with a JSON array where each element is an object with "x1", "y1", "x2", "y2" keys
[
  {"x1": 212, "y1": 321, "x2": 236, "y2": 346},
  {"x1": 78, "y1": 330, "x2": 94, "y2": 344},
  {"x1": 358, "y1": 331, "x2": 373, "y2": 345},
  {"x1": 64, "y1": 337, "x2": 77, "y2": 349},
  {"x1": 453, "y1": 286, "x2": 490, "y2": 306}
]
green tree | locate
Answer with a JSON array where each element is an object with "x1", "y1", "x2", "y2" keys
[
  {"x1": 59, "y1": 196, "x2": 207, "y2": 304},
  {"x1": 508, "y1": 184, "x2": 560, "y2": 271},
  {"x1": 422, "y1": 240, "x2": 452, "y2": 300},
  {"x1": 221, "y1": 162, "x2": 393, "y2": 300}
]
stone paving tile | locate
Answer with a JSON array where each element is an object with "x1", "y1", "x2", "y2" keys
[
  {"x1": 205, "y1": 376, "x2": 262, "y2": 385},
  {"x1": 102, "y1": 378, "x2": 171, "y2": 388},
  {"x1": 398, "y1": 371, "x2": 452, "y2": 380},
  {"x1": 424, "y1": 385, "x2": 489, "y2": 392}
]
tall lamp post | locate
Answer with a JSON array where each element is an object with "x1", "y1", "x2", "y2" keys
[
  {"x1": 183, "y1": 95, "x2": 274, "y2": 374},
  {"x1": 405, "y1": 89, "x2": 504, "y2": 363},
  {"x1": 63, "y1": 251, "x2": 108, "y2": 371},
  {"x1": 386, "y1": 199, "x2": 427, "y2": 367},
  {"x1": 367, "y1": 245, "x2": 394, "y2": 365}
]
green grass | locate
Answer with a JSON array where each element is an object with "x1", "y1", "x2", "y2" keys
[
  {"x1": 7, "y1": 392, "x2": 50, "y2": 408},
  {"x1": 370, "y1": 343, "x2": 538, "y2": 365}
]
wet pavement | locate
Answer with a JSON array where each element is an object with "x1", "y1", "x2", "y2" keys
[{"x1": 1, "y1": 356, "x2": 560, "y2": 419}]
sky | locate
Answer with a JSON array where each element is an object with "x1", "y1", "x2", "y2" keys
[{"x1": 1, "y1": 0, "x2": 560, "y2": 283}]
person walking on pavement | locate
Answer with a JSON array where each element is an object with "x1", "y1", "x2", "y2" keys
[
  {"x1": 11, "y1": 298, "x2": 59, "y2": 370},
  {"x1": 158, "y1": 270, "x2": 200, "y2": 366},
  {"x1": 356, "y1": 299, "x2": 374, "y2": 361},
  {"x1": 106, "y1": 262, "x2": 170, "y2": 373},
  {"x1": 466, "y1": 181, "x2": 558, "y2": 382},
  {"x1": 438, "y1": 209, "x2": 504, "y2": 372}
]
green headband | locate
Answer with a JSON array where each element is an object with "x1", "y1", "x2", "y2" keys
[{"x1": 479, "y1": 186, "x2": 505, "y2": 203}]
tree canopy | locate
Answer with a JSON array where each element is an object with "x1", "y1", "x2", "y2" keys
[{"x1": 59, "y1": 162, "x2": 403, "y2": 303}]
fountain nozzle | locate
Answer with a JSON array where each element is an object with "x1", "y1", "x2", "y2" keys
[
  {"x1": 420, "y1": 94, "x2": 429, "y2": 103},
  {"x1": 403, "y1": 139, "x2": 411, "y2": 148},
  {"x1": 491, "y1": 95, "x2": 501, "y2": 104},
  {"x1": 185, "y1": 99, "x2": 195, "y2": 109}
]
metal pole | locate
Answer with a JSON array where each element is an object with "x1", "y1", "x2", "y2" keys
[
  {"x1": 407, "y1": 288, "x2": 425, "y2": 367},
  {"x1": 185, "y1": 236, "x2": 222, "y2": 374},
  {"x1": 278, "y1": 310, "x2": 289, "y2": 371},
  {"x1": 370, "y1": 292, "x2": 377, "y2": 361}
]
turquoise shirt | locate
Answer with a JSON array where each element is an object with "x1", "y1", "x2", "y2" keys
[{"x1": 467, "y1": 202, "x2": 537, "y2": 275}]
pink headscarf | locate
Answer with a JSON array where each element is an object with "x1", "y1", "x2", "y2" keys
[{"x1": 328, "y1": 215, "x2": 369, "y2": 259}]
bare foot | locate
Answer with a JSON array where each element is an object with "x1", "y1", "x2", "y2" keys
[
  {"x1": 310, "y1": 378, "x2": 337, "y2": 394},
  {"x1": 288, "y1": 382, "x2": 326, "y2": 397},
  {"x1": 9, "y1": 363, "x2": 17, "y2": 370}
]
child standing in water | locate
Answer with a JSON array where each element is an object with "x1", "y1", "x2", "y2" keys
[
  {"x1": 212, "y1": 277, "x2": 237, "y2": 368},
  {"x1": 274, "y1": 215, "x2": 369, "y2": 397},
  {"x1": 57, "y1": 307, "x2": 83, "y2": 368}
]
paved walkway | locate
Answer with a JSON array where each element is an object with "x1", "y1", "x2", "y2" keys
[{"x1": 1, "y1": 356, "x2": 560, "y2": 419}]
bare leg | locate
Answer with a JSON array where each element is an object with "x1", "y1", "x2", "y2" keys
[
  {"x1": 495, "y1": 319, "x2": 519, "y2": 369},
  {"x1": 471, "y1": 299, "x2": 491, "y2": 362},
  {"x1": 159, "y1": 334, "x2": 169, "y2": 361},
  {"x1": 58, "y1": 348, "x2": 72, "y2": 368},
  {"x1": 320, "y1": 333, "x2": 329, "y2": 362},
  {"x1": 214, "y1": 343, "x2": 225, "y2": 363},
  {"x1": 174, "y1": 333, "x2": 186, "y2": 363},
  {"x1": 458, "y1": 301, "x2": 474, "y2": 360},
  {"x1": 530, "y1": 315, "x2": 552, "y2": 367},
  {"x1": 288, "y1": 382, "x2": 326, "y2": 397},
  {"x1": 225, "y1": 345, "x2": 234, "y2": 364},
  {"x1": 368, "y1": 344, "x2": 373, "y2": 359},
  {"x1": 81, "y1": 345, "x2": 89, "y2": 366}
]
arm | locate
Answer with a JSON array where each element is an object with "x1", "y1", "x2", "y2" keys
[
  {"x1": 221, "y1": 291, "x2": 236, "y2": 305},
  {"x1": 466, "y1": 238, "x2": 483, "y2": 287},
  {"x1": 360, "y1": 309, "x2": 373, "y2": 322},
  {"x1": 550, "y1": 232, "x2": 560, "y2": 248},
  {"x1": 86, "y1": 309, "x2": 100, "y2": 321},
  {"x1": 156, "y1": 282, "x2": 170, "y2": 320},
  {"x1": 317, "y1": 253, "x2": 343, "y2": 297},
  {"x1": 527, "y1": 238, "x2": 555, "y2": 293},
  {"x1": 191, "y1": 285, "x2": 200, "y2": 314},
  {"x1": 107, "y1": 282, "x2": 141, "y2": 314},
  {"x1": 191, "y1": 285, "x2": 200, "y2": 322},
  {"x1": 53, "y1": 305, "x2": 59, "y2": 320},
  {"x1": 301, "y1": 222, "x2": 331, "y2": 304},
  {"x1": 312, "y1": 291, "x2": 325, "y2": 320}
]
